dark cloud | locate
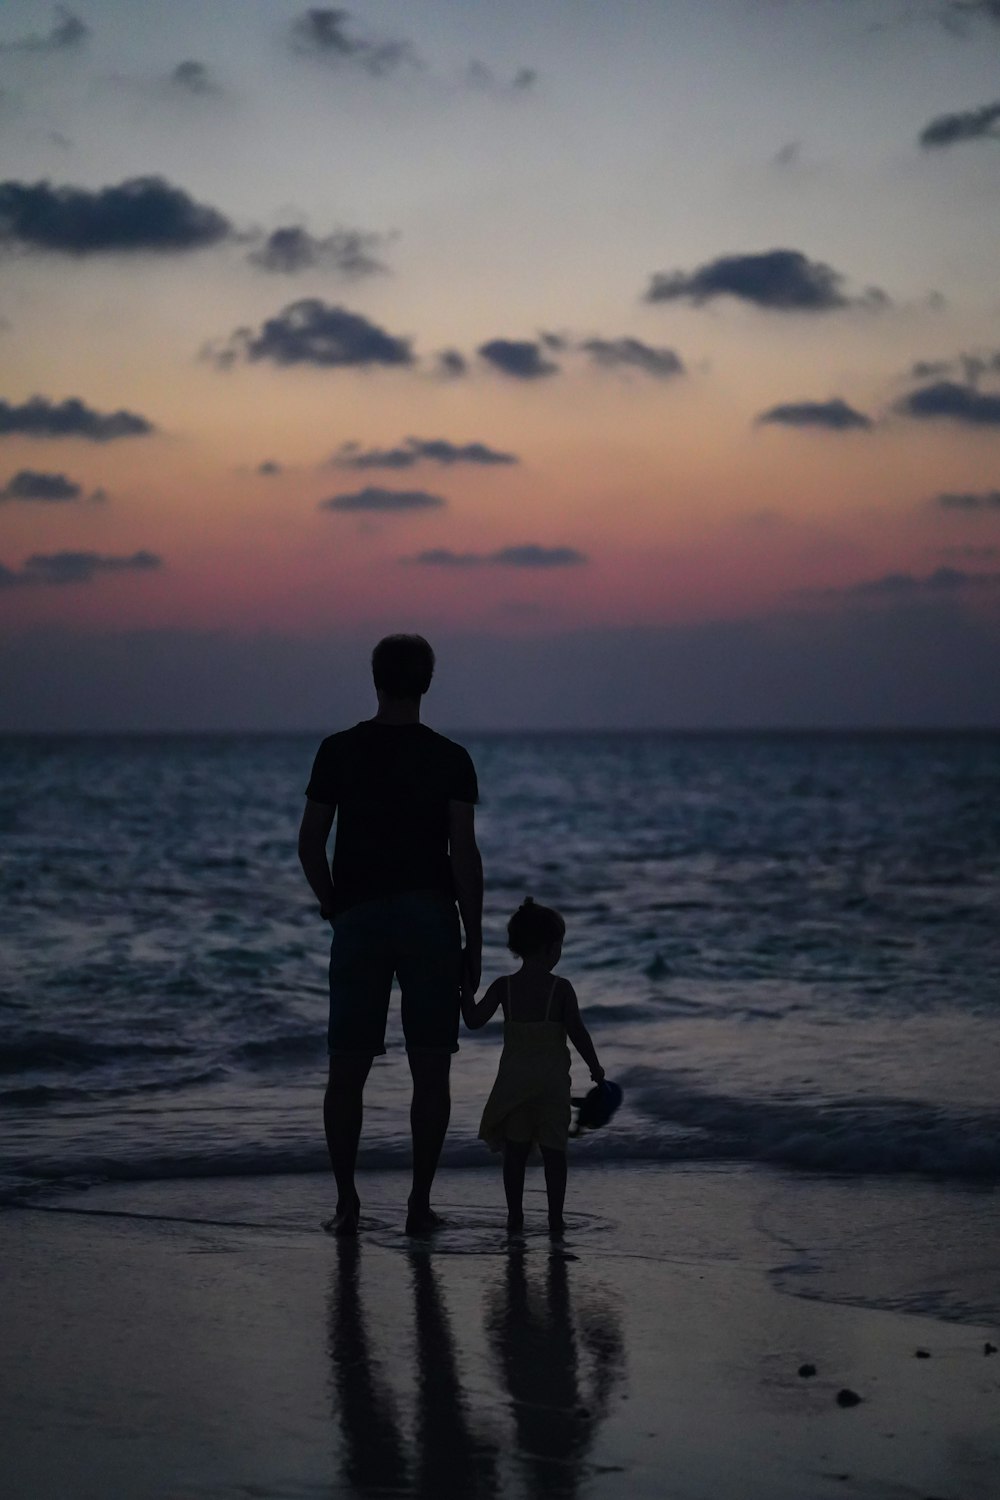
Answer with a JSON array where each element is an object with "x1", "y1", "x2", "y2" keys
[
  {"x1": 0, "y1": 468, "x2": 82, "y2": 502},
  {"x1": 407, "y1": 544, "x2": 586, "y2": 568},
  {"x1": 257, "y1": 460, "x2": 282, "y2": 476},
  {"x1": 898, "y1": 381, "x2": 1000, "y2": 426},
  {"x1": 0, "y1": 549, "x2": 161, "y2": 588},
  {"x1": 320, "y1": 486, "x2": 444, "y2": 512},
  {"x1": 0, "y1": 176, "x2": 231, "y2": 255},
  {"x1": 772, "y1": 141, "x2": 801, "y2": 168},
  {"x1": 333, "y1": 437, "x2": 518, "y2": 470},
  {"x1": 580, "y1": 337, "x2": 684, "y2": 379},
  {"x1": 756, "y1": 398, "x2": 873, "y2": 431},
  {"x1": 247, "y1": 225, "x2": 389, "y2": 276},
  {"x1": 465, "y1": 60, "x2": 538, "y2": 94},
  {"x1": 170, "y1": 61, "x2": 217, "y2": 96},
  {"x1": 943, "y1": 544, "x2": 1000, "y2": 560},
  {"x1": 919, "y1": 99, "x2": 1000, "y2": 148},
  {"x1": 644, "y1": 249, "x2": 888, "y2": 313},
  {"x1": 0, "y1": 7, "x2": 88, "y2": 54},
  {"x1": 478, "y1": 339, "x2": 559, "y2": 379},
  {"x1": 211, "y1": 300, "x2": 414, "y2": 370},
  {"x1": 935, "y1": 489, "x2": 1000, "y2": 509},
  {"x1": 4, "y1": 601, "x2": 998, "y2": 732},
  {"x1": 911, "y1": 358, "x2": 954, "y2": 380},
  {"x1": 944, "y1": 1, "x2": 1000, "y2": 27},
  {"x1": 289, "y1": 9, "x2": 419, "y2": 77},
  {"x1": 435, "y1": 349, "x2": 467, "y2": 378},
  {"x1": 833, "y1": 566, "x2": 1000, "y2": 599},
  {"x1": 0, "y1": 395, "x2": 153, "y2": 441},
  {"x1": 909, "y1": 350, "x2": 1000, "y2": 384}
]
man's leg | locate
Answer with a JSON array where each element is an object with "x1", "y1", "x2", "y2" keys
[
  {"x1": 406, "y1": 1049, "x2": 451, "y2": 1234},
  {"x1": 323, "y1": 1052, "x2": 374, "y2": 1236}
]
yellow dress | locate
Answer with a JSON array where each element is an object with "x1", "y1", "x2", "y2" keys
[{"x1": 478, "y1": 978, "x2": 572, "y2": 1152}]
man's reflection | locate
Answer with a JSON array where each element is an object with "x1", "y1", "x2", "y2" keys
[
  {"x1": 487, "y1": 1247, "x2": 625, "y2": 1499},
  {"x1": 327, "y1": 1241, "x2": 498, "y2": 1499}
]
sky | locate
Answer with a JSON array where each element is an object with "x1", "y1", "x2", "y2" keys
[{"x1": 0, "y1": 0, "x2": 999, "y2": 730}]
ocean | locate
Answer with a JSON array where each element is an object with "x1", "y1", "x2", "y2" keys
[{"x1": 3, "y1": 728, "x2": 998, "y2": 1215}]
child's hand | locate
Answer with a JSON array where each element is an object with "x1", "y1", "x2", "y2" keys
[{"x1": 591, "y1": 1066, "x2": 606, "y2": 1084}]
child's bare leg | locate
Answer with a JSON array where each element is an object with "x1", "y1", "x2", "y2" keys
[
  {"x1": 502, "y1": 1139, "x2": 530, "y2": 1230},
  {"x1": 540, "y1": 1146, "x2": 567, "y2": 1236}
]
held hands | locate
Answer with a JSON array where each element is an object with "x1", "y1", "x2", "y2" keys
[
  {"x1": 461, "y1": 942, "x2": 482, "y2": 997},
  {"x1": 591, "y1": 1065, "x2": 606, "y2": 1084}
]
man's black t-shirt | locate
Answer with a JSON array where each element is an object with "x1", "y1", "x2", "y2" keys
[{"x1": 305, "y1": 721, "x2": 479, "y2": 914}]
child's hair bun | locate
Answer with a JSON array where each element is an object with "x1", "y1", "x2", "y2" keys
[{"x1": 507, "y1": 897, "x2": 564, "y2": 958}]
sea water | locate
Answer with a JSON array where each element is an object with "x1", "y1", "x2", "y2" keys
[{"x1": 2, "y1": 731, "x2": 999, "y2": 1207}]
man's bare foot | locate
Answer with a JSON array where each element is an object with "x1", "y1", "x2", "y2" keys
[
  {"x1": 506, "y1": 1212, "x2": 524, "y2": 1235},
  {"x1": 548, "y1": 1215, "x2": 566, "y2": 1239},
  {"x1": 322, "y1": 1191, "x2": 361, "y2": 1237},
  {"x1": 405, "y1": 1204, "x2": 446, "y2": 1236},
  {"x1": 323, "y1": 1207, "x2": 358, "y2": 1237}
]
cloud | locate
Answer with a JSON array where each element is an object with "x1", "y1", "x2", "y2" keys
[
  {"x1": 0, "y1": 7, "x2": 88, "y2": 54},
  {"x1": 289, "y1": 8, "x2": 419, "y2": 77},
  {"x1": 0, "y1": 550, "x2": 162, "y2": 588},
  {"x1": 831, "y1": 566, "x2": 1000, "y2": 599},
  {"x1": 407, "y1": 544, "x2": 587, "y2": 568},
  {"x1": 944, "y1": 1, "x2": 1000, "y2": 27},
  {"x1": 644, "y1": 249, "x2": 888, "y2": 312},
  {"x1": 935, "y1": 489, "x2": 1000, "y2": 509},
  {"x1": 919, "y1": 99, "x2": 1000, "y2": 149},
  {"x1": 478, "y1": 339, "x2": 559, "y2": 379},
  {"x1": 898, "y1": 381, "x2": 1000, "y2": 426},
  {"x1": 435, "y1": 349, "x2": 467, "y2": 378},
  {"x1": 170, "y1": 61, "x2": 218, "y2": 96},
  {"x1": 333, "y1": 437, "x2": 518, "y2": 469},
  {"x1": 0, "y1": 395, "x2": 154, "y2": 441},
  {"x1": 0, "y1": 468, "x2": 83, "y2": 502},
  {"x1": 247, "y1": 225, "x2": 389, "y2": 276},
  {"x1": 4, "y1": 601, "x2": 998, "y2": 732},
  {"x1": 257, "y1": 460, "x2": 282, "y2": 476},
  {"x1": 319, "y1": 486, "x2": 445, "y2": 512},
  {"x1": 756, "y1": 398, "x2": 873, "y2": 431},
  {"x1": 0, "y1": 176, "x2": 231, "y2": 255},
  {"x1": 211, "y1": 300, "x2": 414, "y2": 370},
  {"x1": 580, "y1": 337, "x2": 684, "y2": 379},
  {"x1": 465, "y1": 60, "x2": 538, "y2": 94}
]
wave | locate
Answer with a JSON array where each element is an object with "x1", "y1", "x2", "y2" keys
[
  {"x1": 627, "y1": 1075, "x2": 1000, "y2": 1180},
  {"x1": 0, "y1": 1032, "x2": 192, "y2": 1074}
]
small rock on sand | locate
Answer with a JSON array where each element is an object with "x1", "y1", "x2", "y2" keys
[
  {"x1": 798, "y1": 1363, "x2": 817, "y2": 1377},
  {"x1": 836, "y1": 1388, "x2": 863, "y2": 1408}
]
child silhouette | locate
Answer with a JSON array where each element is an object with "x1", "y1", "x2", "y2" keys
[{"x1": 462, "y1": 899, "x2": 605, "y2": 1236}]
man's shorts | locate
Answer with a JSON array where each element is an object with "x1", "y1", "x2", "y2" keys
[{"x1": 327, "y1": 890, "x2": 462, "y2": 1056}]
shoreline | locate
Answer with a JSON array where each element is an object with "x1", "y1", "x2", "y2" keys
[{"x1": 3, "y1": 1162, "x2": 997, "y2": 1500}]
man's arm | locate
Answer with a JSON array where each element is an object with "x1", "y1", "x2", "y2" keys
[
  {"x1": 298, "y1": 798, "x2": 337, "y2": 919},
  {"x1": 449, "y1": 799, "x2": 483, "y2": 994}
]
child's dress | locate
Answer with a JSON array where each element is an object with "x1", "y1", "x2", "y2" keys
[{"x1": 478, "y1": 977, "x2": 572, "y2": 1151}]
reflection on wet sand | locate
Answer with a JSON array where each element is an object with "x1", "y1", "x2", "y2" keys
[
  {"x1": 327, "y1": 1240, "x2": 624, "y2": 1498},
  {"x1": 327, "y1": 1241, "x2": 498, "y2": 1498},
  {"x1": 487, "y1": 1247, "x2": 626, "y2": 1498}
]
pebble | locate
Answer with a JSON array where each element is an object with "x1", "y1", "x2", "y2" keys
[
  {"x1": 836, "y1": 1388, "x2": 863, "y2": 1408},
  {"x1": 798, "y1": 1363, "x2": 817, "y2": 1378}
]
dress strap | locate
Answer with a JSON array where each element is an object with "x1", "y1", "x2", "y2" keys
[{"x1": 544, "y1": 977, "x2": 559, "y2": 1021}]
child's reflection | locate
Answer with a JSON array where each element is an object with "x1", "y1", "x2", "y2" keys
[
  {"x1": 487, "y1": 1247, "x2": 625, "y2": 1499},
  {"x1": 327, "y1": 1241, "x2": 498, "y2": 1499}
]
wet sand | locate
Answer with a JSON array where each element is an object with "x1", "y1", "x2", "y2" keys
[{"x1": 2, "y1": 1163, "x2": 998, "y2": 1499}]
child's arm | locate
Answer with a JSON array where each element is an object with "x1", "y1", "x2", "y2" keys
[
  {"x1": 561, "y1": 981, "x2": 605, "y2": 1082},
  {"x1": 461, "y1": 975, "x2": 504, "y2": 1030}
]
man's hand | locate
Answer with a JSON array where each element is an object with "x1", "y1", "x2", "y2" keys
[{"x1": 462, "y1": 943, "x2": 482, "y2": 997}]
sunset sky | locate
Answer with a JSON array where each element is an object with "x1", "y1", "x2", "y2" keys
[{"x1": 1, "y1": 0, "x2": 998, "y2": 729}]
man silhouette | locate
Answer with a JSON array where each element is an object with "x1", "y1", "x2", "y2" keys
[{"x1": 298, "y1": 635, "x2": 483, "y2": 1235}]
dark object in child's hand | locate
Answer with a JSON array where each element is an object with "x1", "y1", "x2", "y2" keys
[{"x1": 570, "y1": 1080, "x2": 623, "y2": 1136}]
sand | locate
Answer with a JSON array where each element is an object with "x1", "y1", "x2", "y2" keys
[{"x1": 2, "y1": 1163, "x2": 998, "y2": 1500}]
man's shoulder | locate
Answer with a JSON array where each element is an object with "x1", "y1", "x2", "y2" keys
[{"x1": 421, "y1": 725, "x2": 476, "y2": 764}]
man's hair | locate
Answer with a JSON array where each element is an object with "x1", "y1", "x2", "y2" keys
[
  {"x1": 507, "y1": 898, "x2": 566, "y2": 959},
  {"x1": 371, "y1": 634, "x2": 435, "y2": 700}
]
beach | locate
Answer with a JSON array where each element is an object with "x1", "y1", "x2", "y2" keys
[{"x1": 4, "y1": 1161, "x2": 998, "y2": 1500}]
